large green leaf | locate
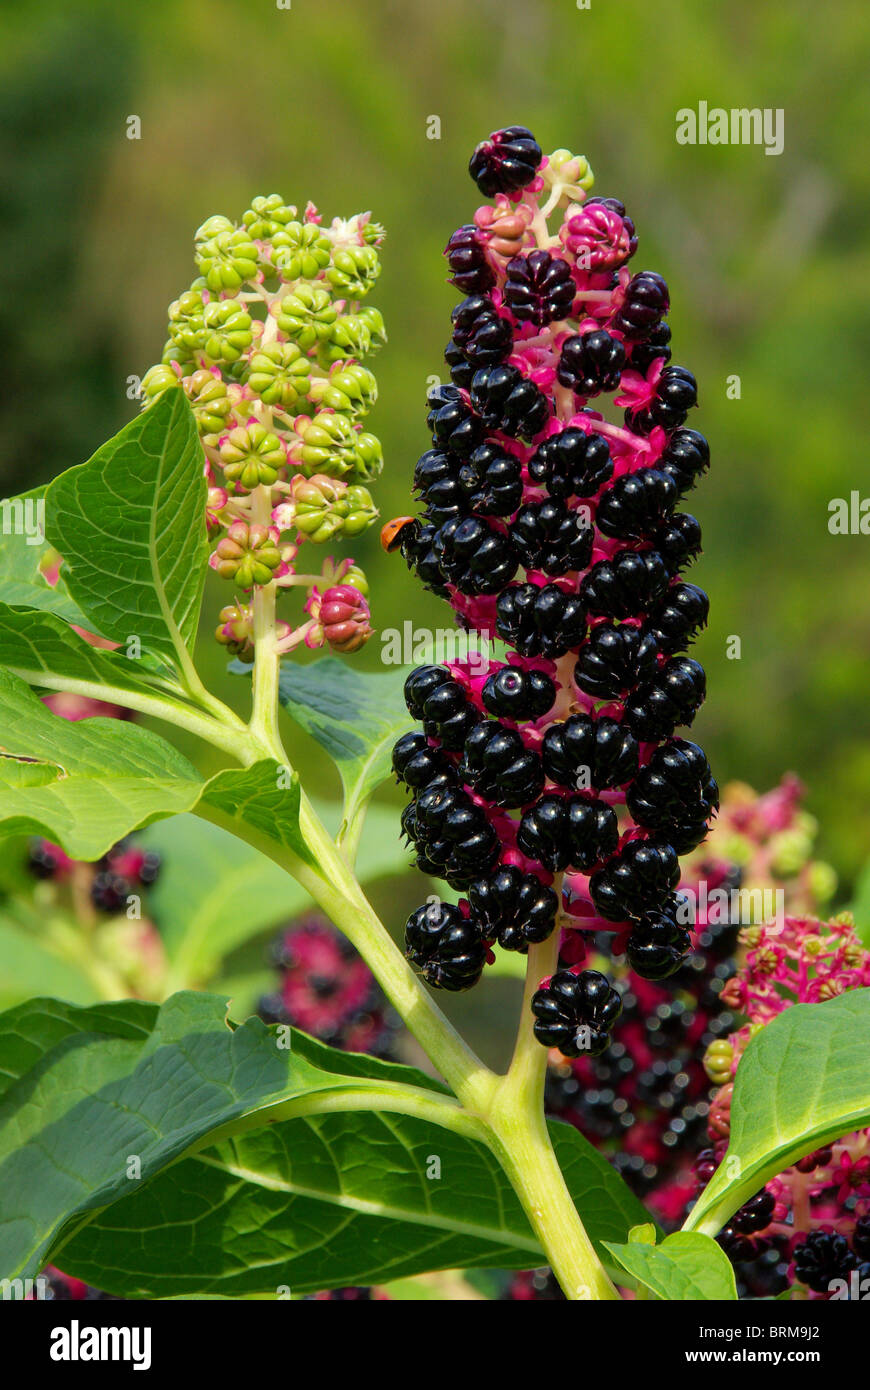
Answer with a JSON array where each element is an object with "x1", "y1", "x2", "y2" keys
[
  {"x1": 0, "y1": 668, "x2": 203, "y2": 858},
  {"x1": 0, "y1": 602, "x2": 179, "y2": 700},
  {"x1": 685, "y1": 990, "x2": 870, "y2": 1237},
  {"x1": 139, "y1": 800, "x2": 410, "y2": 989},
  {"x1": 196, "y1": 759, "x2": 315, "y2": 868},
  {"x1": 45, "y1": 389, "x2": 207, "y2": 669},
  {"x1": 275, "y1": 657, "x2": 414, "y2": 829},
  {"x1": 0, "y1": 487, "x2": 91, "y2": 628},
  {"x1": 604, "y1": 1231, "x2": 737, "y2": 1300},
  {"x1": 0, "y1": 993, "x2": 651, "y2": 1295}
]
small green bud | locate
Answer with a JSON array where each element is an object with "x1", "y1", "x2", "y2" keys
[
  {"x1": 292, "y1": 410, "x2": 358, "y2": 478},
  {"x1": 167, "y1": 287, "x2": 207, "y2": 356},
  {"x1": 140, "y1": 363, "x2": 180, "y2": 404},
  {"x1": 195, "y1": 227, "x2": 260, "y2": 293},
  {"x1": 244, "y1": 342, "x2": 311, "y2": 410},
  {"x1": 325, "y1": 244, "x2": 381, "y2": 298},
  {"x1": 184, "y1": 368, "x2": 233, "y2": 437},
  {"x1": 275, "y1": 284, "x2": 337, "y2": 350},
  {"x1": 326, "y1": 313, "x2": 373, "y2": 362},
  {"x1": 213, "y1": 522, "x2": 282, "y2": 587},
  {"x1": 356, "y1": 304, "x2": 387, "y2": 349},
  {"x1": 272, "y1": 222, "x2": 332, "y2": 281},
  {"x1": 335, "y1": 483, "x2": 377, "y2": 536},
  {"x1": 201, "y1": 300, "x2": 253, "y2": 365},
  {"x1": 219, "y1": 422, "x2": 286, "y2": 489},
  {"x1": 348, "y1": 430, "x2": 383, "y2": 482},
  {"x1": 308, "y1": 363, "x2": 378, "y2": 418},
  {"x1": 241, "y1": 194, "x2": 298, "y2": 241}
]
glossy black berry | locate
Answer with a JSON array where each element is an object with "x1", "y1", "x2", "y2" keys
[
  {"x1": 457, "y1": 443, "x2": 523, "y2": 516},
  {"x1": 426, "y1": 384, "x2": 484, "y2": 458},
  {"x1": 444, "y1": 224, "x2": 495, "y2": 295},
  {"x1": 654, "y1": 512, "x2": 702, "y2": 568},
  {"x1": 470, "y1": 363, "x2": 550, "y2": 440},
  {"x1": 531, "y1": 968, "x2": 623, "y2": 1057},
  {"x1": 645, "y1": 582, "x2": 709, "y2": 655},
  {"x1": 793, "y1": 1232, "x2": 857, "y2": 1293},
  {"x1": 589, "y1": 836, "x2": 681, "y2": 922},
  {"x1": 435, "y1": 514, "x2": 518, "y2": 594},
  {"x1": 518, "y1": 794, "x2": 618, "y2": 872},
  {"x1": 731, "y1": 1191, "x2": 776, "y2": 1235},
  {"x1": 460, "y1": 720, "x2": 545, "y2": 807},
  {"x1": 481, "y1": 665, "x2": 556, "y2": 721},
  {"x1": 27, "y1": 838, "x2": 64, "y2": 879},
  {"x1": 574, "y1": 623, "x2": 659, "y2": 700},
  {"x1": 468, "y1": 125, "x2": 542, "y2": 196},
  {"x1": 629, "y1": 321, "x2": 672, "y2": 375},
  {"x1": 468, "y1": 865, "x2": 558, "y2": 951},
  {"x1": 392, "y1": 731, "x2": 452, "y2": 790},
  {"x1": 557, "y1": 330, "x2": 625, "y2": 396},
  {"x1": 625, "y1": 900, "x2": 691, "y2": 980},
  {"x1": 404, "y1": 902, "x2": 487, "y2": 991},
  {"x1": 623, "y1": 656, "x2": 706, "y2": 741},
  {"x1": 401, "y1": 518, "x2": 449, "y2": 595},
  {"x1": 504, "y1": 249, "x2": 575, "y2": 327},
  {"x1": 496, "y1": 582, "x2": 588, "y2": 659},
  {"x1": 612, "y1": 270, "x2": 669, "y2": 338},
  {"x1": 512, "y1": 498, "x2": 594, "y2": 576},
  {"x1": 451, "y1": 295, "x2": 513, "y2": 359},
  {"x1": 404, "y1": 664, "x2": 451, "y2": 718},
  {"x1": 580, "y1": 550, "x2": 669, "y2": 618},
  {"x1": 541, "y1": 713, "x2": 639, "y2": 791},
  {"x1": 528, "y1": 428, "x2": 613, "y2": 499},
  {"x1": 626, "y1": 738, "x2": 718, "y2": 853},
  {"x1": 659, "y1": 428, "x2": 710, "y2": 497},
  {"x1": 408, "y1": 783, "x2": 500, "y2": 885},
  {"x1": 596, "y1": 469, "x2": 677, "y2": 541},
  {"x1": 627, "y1": 366, "x2": 698, "y2": 435},
  {"x1": 404, "y1": 665, "x2": 480, "y2": 750}
]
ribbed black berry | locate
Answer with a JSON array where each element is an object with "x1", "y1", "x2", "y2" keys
[
  {"x1": 435, "y1": 514, "x2": 518, "y2": 594},
  {"x1": 91, "y1": 871, "x2": 131, "y2": 913},
  {"x1": 426, "y1": 384, "x2": 484, "y2": 458},
  {"x1": 654, "y1": 512, "x2": 703, "y2": 567},
  {"x1": 27, "y1": 838, "x2": 63, "y2": 879},
  {"x1": 470, "y1": 363, "x2": 550, "y2": 440},
  {"x1": 574, "y1": 623, "x2": 659, "y2": 700},
  {"x1": 444, "y1": 224, "x2": 495, "y2": 295},
  {"x1": 481, "y1": 665, "x2": 556, "y2": 720},
  {"x1": 623, "y1": 656, "x2": 707, "y2": 741},
  {"x1": 589, "y1": 836, "x2": 681, "y2": 922},
  {"x1": 406, "y1": 780, "x2": 499, "y2": 885},
  {"x1": 528, "y1": 427, "x2": 613, "y2": 499},
  {"x1": 541, "y1": 713, "x2": 639, "y2": 791},
  {"x1": 730, "y1": 1190, "x2": 776, "y2": 1235},
  {"x1": 531, "y1": 968, "x2": 623, "y2": 1057},
  {"x1": 626, "y1": 738, "x2": 718, "y2": 852},
  {"x1": 414, "y1": 444, "x2": 523, "y2": 521},
  {"x1": 468, "y1": 126, "x2": 542, "y2": 197},
  {"x1": 404, "y1": 665, "x2": 480, "y2": 749},
  {"x1": 399, "y1": 518, "x2": 449, "y2": 595},
  {"x1": 792, "y1": 1232, "x2": 857, "y2": 1293},
  {"x1": 625, "y1": 898, "x2": 691, "y2": 980},
  {"x1": 451, "y1": 294, "x2": 513, "y2": 362},
  {"x1": 659, "y1": 428, "x2": 710, "y2": 497},
  {"x1": 468, "y1": 865, "x2": 558, "y2": 951},
  {"x1": 392, "y1": 730, "x2": 453, "y2": 790},
  {"x1": 517, "y1": 794, "x2": 618, "y2": 872},
  {"x1": 504, "y1": 249, "x2": 575, "y2": 327},
  {"x1": 557, "y1": 330, "x2": 625, "y2": 396},
  {"x1": 512, "y1": 498, "x2": 594, "y2": 576},
  {"x1": 613, "y1": 270, "x2": 669, "y2": 338},
  {"x1": 626, "y1": 365, "x2": 697, "y2": 435},
  {"x1": 460, "y1": 719, "x2": 545, "y2": 807},
  {"x1": 629, "y1": 321, "x2": 672, "y2": 375},
  {"x1": 645, "y1": 582, "x2": 709, "y2": 654},
  {"x1": 495, "y1": 582, "x2": 588, "y2": 659},
  {"x1": 596, "y1": 469, "x2": 677, "y2": 541},
  {"x1": 580, "y1": 549, "x2": 670, "y2": 618},
  {"x1": 404, "y1": 902, "x2": 487, "y2": 991}
]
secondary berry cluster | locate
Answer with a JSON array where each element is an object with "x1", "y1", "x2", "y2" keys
[
  {"x1": 140, "y1": 196, "x2": 387, "y2": 660},
  {"x1": 389, "y1": 127, "x2": 717, "y2": 1056}
]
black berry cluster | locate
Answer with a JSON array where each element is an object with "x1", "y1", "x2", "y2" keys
[{"x1": 387, "y1": 127, "x2": 716, "y2": 1058}]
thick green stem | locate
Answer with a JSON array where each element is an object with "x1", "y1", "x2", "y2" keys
[{"x1": 249, "y1": 484, "x2": 283, "y2": 752}]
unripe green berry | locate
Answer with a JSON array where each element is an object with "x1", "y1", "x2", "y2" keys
[
  {"x1": 325, "y1": 244, "x2": 381, "y2": 297},
  {"x1": 201, "y1": 301, "x2": 253, "y2": 366},
  {"x1": 272, "y1": 222, "x2": 332, "y2": 281},
  {"x1": 245, "y1": 342, "x2": 311, "y2": 409},
  {"x1": 213, "y1": 521, "x2": 281, "y2": 587},
  {"x1": 309, "y1": 363, "x2": 378, "y2": 418},
  {"x1": 185, "y1": 368, "x2": 233, "y2": 437},
  {"x1": 275, "y1": 284, "x2": 337, "y2": 350},
  {"x1": 242, "y1": 194, "x2": 299, "y2": 241},
  {"x1": 195, "y1": 227, "x2": 260, "y2": 293},
  {"x1": 219, "y1": 423, "x2": 286, "y2": 489},
  {"x1": 140, "y1": 364, "x2": 180, "y2": 404},
  {"x1": 326, "y1": 313, "x2": 372, "y2": 362},
  {"x1": 348, "y1": 430, "x2": 383, "y2": 482},
  {"x1": 293, "y1": 410, "x2": 358, "y2": 478}
]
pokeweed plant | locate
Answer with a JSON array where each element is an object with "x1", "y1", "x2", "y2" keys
[{"x1": 0, "y1": 135, "x2": 868, "y2": 1304}]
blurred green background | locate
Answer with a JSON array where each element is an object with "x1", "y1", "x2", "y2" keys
[{"x1": 2, "y1": 0, "x2": 870, "y2": 894}]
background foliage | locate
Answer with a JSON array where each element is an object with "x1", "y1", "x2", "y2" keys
[{"x1": 2, "y1": 0, "x2": 870, "y2": 894}]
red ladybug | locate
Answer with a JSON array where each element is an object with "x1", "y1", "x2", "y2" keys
[{"x1": 380, "y1": 516, "x2": 418, "y2": 553}]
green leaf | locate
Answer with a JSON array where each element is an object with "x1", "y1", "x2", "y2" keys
[
  {"x1": 45, "y1": 389, "x2": 207, "y2": 670},
  {"x1": 196, "y1": 759, "x2": 315, "y2": 868},
  {"x1": 603, "y1": 1232, "x2": 737, "y2": 1300},
  {"x1": 139, "y1": 801, "x2": 410, "y2": 988},
  {"x1": 0, "y1": 602, "x2": 181, "y2": 701},
  {"x1": 0, "y1": 668, "x2": 202, "y2": 858},
  {"x1": 685, "y1": 990, "x2": 870, "y2": 1237},
  {"x1": 275, "y1": 657, "x2": 414, "y2": 829},
  {"x1": 0, "y1": 488, "x2": 91, "y2": 627},
  {"x1": 0, "y1": 993, "x2": 652, "y2": 1295}
]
